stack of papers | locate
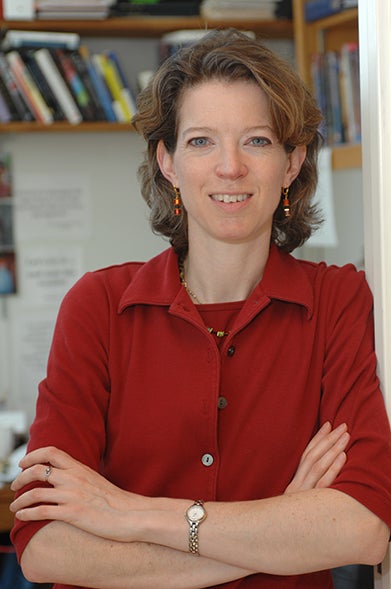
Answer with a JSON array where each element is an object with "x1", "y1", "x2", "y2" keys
[
  {"x1": 201, "y1": 0, "x2": 280, "y2": 20},
  {"x1": 35, "y1": 0, "x2": 116, "y2": 20}
]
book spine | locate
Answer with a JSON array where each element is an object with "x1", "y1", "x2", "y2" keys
[
  {"x1": 305, "y1": 0, "x2": 342, "y2": 22},
  {"x1": 34, "y1": 48, "x2": 82, "y2": 125},
  {"x1": 0, "y1": 85, "x2": 11, "y2": 122},
  {"x1": 0, "y1": 53, "x2": 34, "y2": 121},
  {"x1": 89, "y1": 52, "x2": 118, "y2": 122},
  {"x1": 95, "y1": 53, "x2": 131, "y2": 122},
  {"x1": 324, "y1": 51, "x2": 344, "y2": 145},
  {"x1": 5, "y1": 50, "x2": 53, "y2": 124},
  {"x1": 0, "y1": 75, "x2": 18, "y2": 120},
  {"x1": 1, "y1": 31, "x2": 80, "y2": 51},
  {"x1": 310, "y1": 53, "x2": 328, "y2": 142},
  {"x1": 348, "y1": 44, "x2": 361, "y2": 142},
  {"x1": 54, "y1": 48, "x2": 96, "y2": 121},
  {"x1": 106, "y1": 51, "x2": 137, "y2": 117},
  {"x1": 68, "y1": 48, "x2": 106, "y2": 121},
  {"x1": 21, "y1": 49, "x2": 65, "y2": 121},
  {"x1": 339, "y1": 43, "x2": 361, "y2": 143}
]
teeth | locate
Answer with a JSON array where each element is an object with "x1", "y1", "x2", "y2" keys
[{"x1": 211, "y1": 194, "x2": 250, "y2": 203}]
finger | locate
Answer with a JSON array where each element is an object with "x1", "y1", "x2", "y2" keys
[
  {"x1": 18, "y1": 446, "x2": 76, "y2": 470},
  {"x1": 10, "y1": 487, "x2": 59, "y2": 514},
  {"x1": 301, "y1": 422, "x2": 332, "y2": 456},
  {"x1": 13, "y1": 501, "x2": 67, "y2": 523},
  {"x1": 11, "y1": 463, "x2": 56, "y2": 491},
  {"x1": 299, "y1": 423, "x2": 348, "y2": 469},
  {"x1": 297, "y1": 432, "x2": 350, "y2": 489},
  {"x1": 315, "y1": 451, "x2": 347, "y2": 489}
]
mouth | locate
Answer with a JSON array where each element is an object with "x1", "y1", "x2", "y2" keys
[{"x1": 210, "y1": 193, "x2": 251, "y2": 203}]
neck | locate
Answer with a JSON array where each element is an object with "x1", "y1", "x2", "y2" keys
[{"x1": 181, "y1": 240, "x2": 270, "y2": 304}]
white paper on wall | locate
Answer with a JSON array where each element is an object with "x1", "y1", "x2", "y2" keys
[
  {"x1": 14, "y1": 174, "x2": 91, "y2": 241},
  {"x1": 19, "y1": 244, "x2": 84, "y2": 306}
]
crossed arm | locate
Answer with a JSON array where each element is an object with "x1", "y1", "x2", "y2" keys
[{"x1": 10, "y1": 422, "x2": 389, "y2": 589}]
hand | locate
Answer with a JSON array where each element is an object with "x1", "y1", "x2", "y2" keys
[
  {"x1": 10, "y1": 446, "x2": 154, "y2": 542},
  {"x1": 284, "y1": 422, "x2": 349, "y2": 494}
]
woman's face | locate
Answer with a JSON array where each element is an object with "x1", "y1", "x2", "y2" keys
[{"x1": 158, "y1": 79, "x2": 305, "y2": 250}]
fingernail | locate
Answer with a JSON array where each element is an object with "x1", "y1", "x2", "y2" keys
[{"x1": 335, "y1": 423, "x2": 348, "y2": 433}]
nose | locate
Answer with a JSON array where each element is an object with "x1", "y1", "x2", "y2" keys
[{"x1": 215, "y1": 144, "x2": 248, "y2": 180}]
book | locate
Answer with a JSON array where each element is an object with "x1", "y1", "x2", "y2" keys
[
  {"x1": 305, "y1": 0, "x2": 342, "y2": 22},
  {"x1": 78, "y1": 45, "x2": 117, "y2": 122},
  {"x1": 201, "y1": 0, "x2": 276, "y2": 20},
  {"x1": 36, "y1": 10, "x2": 108, "y2": 19},
  {"x1": 35, "y1": 0, "x2": 112, "y2": 19},
  {"x1": 0, "y1": 87, "x2": 12, "y2": 122},
  {"x1": 310, "y1": 52, "x2": 328, "y2": 141},
  {"x1": 93, "y1": 53, "x2": 131, "y2": 122},
  {"x1": 20, "y1": 48, "x2": 66, "y2": 121},
  {"x1": 324, "y1": 51, "x2": 344, "y2": 145},
  {"x1": 5, "y1": 50, "x2": 53, "y2": 125},
  {"x1": 1, "y1": 30, "x2": 81, "y2": 51},
  {"x1": 53, "y1": 48, "x2": 96, "y2": 121},
  {"x1": 106, "y1": 51, "x2": 136, "y2": 117},
  {"x1": 34, "y1": 47, "x2": 82, "y2": 125},
  {"x1": 68, "y1": 48, "x2": 106, "y2": 121},
  {"x1": 90, "y1": 52, "x2": 118, "y2": 122},
  {"x1": 339, "y1": 42, "x2": 361, "y2": 143},
  {"x1": 0, "y1": 53, "x2": 35, "y2": 121},
  {"x1": 111, "y1": 0, "x2": 201, "y2": 16},
  {"x1": 0, "y1": 75, "x2": 19, "y2": 121}
]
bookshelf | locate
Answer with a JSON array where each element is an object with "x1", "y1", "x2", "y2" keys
[
  {"x1": 0, "y1": 9, "x2": 361, "y2": 170},
  {"x1": 293, "y1": 0, "x2": 361, "y2": 170},
  {"x1": 0, "y1": 16, "x2": 293, "y2": 39},
  {"x1": 0, "y1": 16, "x2": 293, "y2": 134}
]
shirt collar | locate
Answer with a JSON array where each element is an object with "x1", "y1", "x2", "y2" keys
[
  {"x1": 118, "y1": 245, "x2": 314, "y2": 319},
  {"x1": 256, "y1": 244, "x2": 314, "y2": 318}
]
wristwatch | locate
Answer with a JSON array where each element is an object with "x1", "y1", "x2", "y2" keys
[{"x1": 185, "y1": 500, "x2": 207, "y2": 556}]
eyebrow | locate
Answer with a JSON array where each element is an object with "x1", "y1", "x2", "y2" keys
[{"x1": 181, "y1": 125, "x2": 275, "y2": 138}]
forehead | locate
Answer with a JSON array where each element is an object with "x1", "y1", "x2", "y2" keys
[{"x1": 176, "y1": 79, "x2": 271, "y2": 126}]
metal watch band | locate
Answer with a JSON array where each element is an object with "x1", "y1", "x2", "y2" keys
[{"x1": 188, "y1": 520, "x2": 200, "y2": 555}]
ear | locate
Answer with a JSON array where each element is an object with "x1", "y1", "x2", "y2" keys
[
  {"x1": 284, "y1": 145, "x2": 307, "y2": 186},
  {"x1": 156, "y1": 140, "x2": 178, "y2": 185}
]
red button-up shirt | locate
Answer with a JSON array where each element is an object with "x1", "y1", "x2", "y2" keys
[{"x1": 12, "y1": 245, "x2": 391, "y2": 588}]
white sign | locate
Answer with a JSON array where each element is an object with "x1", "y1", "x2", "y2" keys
[{"x1": 14, "y1": 174, "x2": 91, "y2": 241}]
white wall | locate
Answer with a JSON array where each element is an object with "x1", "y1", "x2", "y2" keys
[
  {"x1": 299, "y1": 167, "x2": 364, "y2": 268},
  {"x1": 8, "y1": 131, "x2": 166, "y2": 268},
  {"x1": 0, "y1": 132, "x2": 166, "y2": 424},
  {"x1": 359, "y1": 0, "x2": 391, "y2": 584}
]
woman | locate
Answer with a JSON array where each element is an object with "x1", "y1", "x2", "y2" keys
[{"x1": 10, "y1": 29, "x2": 391, "y2": 588}]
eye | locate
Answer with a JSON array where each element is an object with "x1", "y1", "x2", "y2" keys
[
  {"x1": 189, "y1": 137, "x2": 210, "y2": 147},
  {"x1": 248, "y1": 136, "x2": 271, "y2": 146}
]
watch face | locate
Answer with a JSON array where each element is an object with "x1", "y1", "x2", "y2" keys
[{"x1": 187, "y1": 504, "x2": 206, "y2": 523}]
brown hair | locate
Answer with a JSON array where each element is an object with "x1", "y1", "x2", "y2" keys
[{"x1": 133, "y1": 28, "x2": 323, "y2": 257}]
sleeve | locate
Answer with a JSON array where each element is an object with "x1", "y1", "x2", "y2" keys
[
  {"x1": 319, "y1": 265, "x2": 391, "y2": 530},
  {"x1": 11, "y1": 271, "x2": 113, "y2": 559}
]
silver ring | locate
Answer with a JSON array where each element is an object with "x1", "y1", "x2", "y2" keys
[{"x1": 44, "y1": 465, "x2": 52, "y2": 481}]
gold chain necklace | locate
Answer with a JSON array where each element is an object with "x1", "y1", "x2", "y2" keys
[{"x1": 178, "y1": 260, "x2": 231, "y2": 338}]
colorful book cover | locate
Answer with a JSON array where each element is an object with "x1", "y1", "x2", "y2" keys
[
  {"x1": 54, "y1": 48, "x2": 96, "y2": 121},
  {"x1": 94, "y1": 53, "x2": 131, "y2": 122},
  {"x1": 0, "y1": 53, "x2": 34, "y2": 121},
  {"x1": 6, "y1": 50, "x2": 53, "y2": 124},
  {"x1": 34, "y1": 47, "x2": 82, "y2": 124},
  {"x1": 80, "y1": 45, "x2": 117, "y2": 122}
]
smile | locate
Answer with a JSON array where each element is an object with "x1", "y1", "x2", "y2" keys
[{"x1": 210, "y1": 194, "x2": 251, "y2": 203}]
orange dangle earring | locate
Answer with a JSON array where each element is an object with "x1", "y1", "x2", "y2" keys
[
  {"x1": 281, "y1": 186, "x2": 290, "y2": 218},
  {"x1": 173, "y1": 185, "x2": 181, "y2": 216}
]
